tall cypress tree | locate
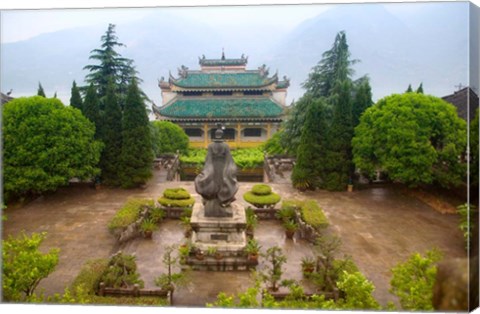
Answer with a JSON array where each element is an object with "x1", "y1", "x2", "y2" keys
[
  {"x1": 70, "y1": 81, "x2": 83, "y2": 111},
  {"x1": 291, "y1": 96, "x2": 328, "y2": 190},
  {"x1": 119, "y1": 78, "x2": 153, "y2": 188},
  {"x1": 416, "y1": 83, "x2": 424, "y2": 94},
  {"x1": 352, "y1": 76, "x2": 373, "y2": 127},
  {"x1": 82, "y1": 83, "x2": 101, "y2": 139},
  {"x1": 406, "y1": 84, "x2": 413, "y2": 93},
  {"x1": 37, "y1": 83, "x2": 46, "y2": 97},
  {"x1": 100, "y1": 79, "x2": 123, "y2": 185}
]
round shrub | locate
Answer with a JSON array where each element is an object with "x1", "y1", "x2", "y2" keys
[
  {"x1": 251, "y1": 184, "x2": 272, "y2": 196},
  {"x1": 163, "y1": 188, "x2": 191, "y2": 200},
  {"x1": 158, "y1": 196, "x2": 195, "y2": 208},
  {"x1": 243, "y1": 191, "x2": 281, "y2": 208}
]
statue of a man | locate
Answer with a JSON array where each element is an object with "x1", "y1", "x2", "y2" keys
[{"x1": 194, "y1": 126, "x2": 238, "y2": 217}]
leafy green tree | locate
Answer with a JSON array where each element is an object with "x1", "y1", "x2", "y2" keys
[
  {"x1": 260, "y1": 246, "x2": 287, "y2": 292},
  {"x1": 302, "y1": 31, "x2": 357, "y2": 98},
  {"x1": 471, "y1": 108, "x2": 479, "y2": 188},
  {"x1": 3, "y1": 96, "x2": 103, "y2": 201},
  {"x1": 150, "y1": 121, "x2": 189, "y2": 156},
  {"x1": 261, "y1": 130, "x2": 286, "y2": 156},
  {"x1": 37, "y1": 82, "x2": 46, "y2": 97},
  {"x1": 352, "y1": 93, "x2": 467, "y2": 187},
  {"x1": 82, "y1": 83, "x2": 101, "y2": 139},
  {"x1": 83, "y1": 23, "x2": 140, "y2": 108},
  {"x1": 336, "y1": 271, "x2": 381, "y2": 310},
  {"x1": 416, "y1": 82, "x2": 424, "y2": 94},
  {"x1": 99, "y1": 79, "x2": 123, "y2": 185},
  {"x1": 291, "y1": 96, "x2": 328, "y2": 189},
  {"x1": 281, "y1": 96, "x2": 316, "y2": 155},
  {"x1": 119, "y1": 78, "x2": 153, "y2": 188},
  {"x1": 2, "y1": 232, "x2": 59, "y2": 301},
  {"x1": 70, "y1": 80, "x2": 83, "y2": 111},
  {"x1": 390, "y1": 249, "x2": 442, "y2": 311}
]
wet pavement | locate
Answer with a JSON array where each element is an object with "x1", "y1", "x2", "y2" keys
[{"x1": 2, "y1": 169, "x2": 466, "y2": 307}]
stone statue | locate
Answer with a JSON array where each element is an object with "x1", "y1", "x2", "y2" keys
[{"x1": 194, "y1": 126, "x2": 238, "y2": 217}]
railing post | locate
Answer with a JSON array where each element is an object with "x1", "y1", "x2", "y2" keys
[
  {"x1": 99, "y1": 282, "x2": 105, "y2": 297},
  {"x1": 133, "y1": 284, "x2": 140, "y2": 297}
]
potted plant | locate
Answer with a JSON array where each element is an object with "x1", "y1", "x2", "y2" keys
[
  {"x1": 301, "y1": 256, "x2": 316, "y2": 276},
  {"x1": 178, "y1": 243, "x2": 191, "y2": 264},
  {"x1": 245, "y1": 238, "x2": 261, "y2": 263},
  {"x1": 140, "y1": 218, "x2": 157, "y2": 239},
  {"x1": 206, "y1": 246, "x2": 217, "y2": 257},
  {"x1": 283, "y1": 219, "x2": 298, "y2": 239},
  {"x1": 276, "y1": 206, "x2": 296, "y2": 223},
  {"x1": 192, "y1": 246, "x2": 204, "y2": 260},
  {"x1": 180, "y1": 216, "x2": 192, "y2": 237}
]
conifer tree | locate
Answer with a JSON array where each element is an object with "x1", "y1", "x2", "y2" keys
[
  {"x1": 99, "y1": 79, "x2": 123, "y2": 185},
  {"x1": 406, "y1": 84, "x2": 413, "y2": 93},
  {"x1": 53, "y1": 92, "x2": 57, "y2": 98},
  {"x1": 416, "y1": 83, "x2": 424, "y2": 94},
  {"x1": 291, "y1": 96, "x2": 328, "y2": 190},
  {"x1": 82, "y1": 83, "x2": 101, "y2": 139},
  {"x1": 37, "y1": 83, "x2": 46, "y2": 97},
  {"x1": 70, "y1": 81, "x2": 83, "y2": 111},
  {"x1": 352, "y1": 77, "x2": 373, "y2": 127},
  {"x1": 119, "y1": 79, "x2": 153, "y2": 188}
]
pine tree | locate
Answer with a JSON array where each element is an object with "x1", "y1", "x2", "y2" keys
[
  {"x1": 83, "y1": 23, "x2": 140, "y2": 108},
  {"x1": 302, "y1": 31, "x2": 357, "y2": 98},
  {"x1": 99, "y1": 79, "x2": 123, "y2": 186},
  {"x1": 119, "y1": 78, "x2": 153, "y2": 188},
  {"x1": 82, "y1": 83, "x2": 101, "y2": 139},
  {"x1": 37, "y1": 83, "x2": 46, "y2": 97},
  {"x1": 53, "y1": 92, "x2": 57, "y2": 98},
  {"x1": 70, "y1": 81, "x2": 83, "y2": 111},
  {"x1": 323, "y1": 79, "x2": 354, "y2": 190},
  {"x1": 352, "y1": 76, "x2": 373, "y2": 127},
  {"x1": 416, "y1": 83, "x2": 424, "y2": 94},
  {"x1": 406, "y1": 84, "x2": 413, "y2": 93},
  {"x1": 291, "y1": 96, "x2": 328, "y2": 190}
]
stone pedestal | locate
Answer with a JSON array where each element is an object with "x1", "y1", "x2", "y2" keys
[{"x1": 186, "y1": 203, "x2": 256, "y2": 270}]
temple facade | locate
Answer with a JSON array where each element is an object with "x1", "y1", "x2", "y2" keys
[{"x1": 152, "y1": 53, "x2": 289, "y2": 149}]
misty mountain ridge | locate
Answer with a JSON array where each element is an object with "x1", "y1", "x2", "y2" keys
[{"x1": 1, "y1": 3, "x2": 471, "y2": 106}]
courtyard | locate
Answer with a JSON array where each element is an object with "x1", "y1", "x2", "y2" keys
[{"x1": 2, "y1": 168, "x2": 466, "y2": 307}]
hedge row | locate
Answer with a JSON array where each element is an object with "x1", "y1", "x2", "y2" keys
[
  {"x1": 107, "y1": 198, "x2": 154, "y2": 232},
  {"x1": 300, "y1": 200, "x2": 329, "y2": 230}
]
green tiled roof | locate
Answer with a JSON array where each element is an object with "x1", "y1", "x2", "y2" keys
[
  {"x1": 172, "y1": 72, "x2": 276, "y2": 88},
  {"x1": 159, "y1": 98, "x2": 284, "y2": 118},
  {"x1": 200, "y1": 58, "x2": 247, "y2": 66}
]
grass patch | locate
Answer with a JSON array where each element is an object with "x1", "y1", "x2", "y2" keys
[
  {"x1": 70, "y1": 258, "x2": 109, "y2": 294},
  {"x1": 163, "y1": 188, "x2": 191, "y2": 200},
  {"x1": 108, "y1": 198, "x2": 154, "y2": 232}
]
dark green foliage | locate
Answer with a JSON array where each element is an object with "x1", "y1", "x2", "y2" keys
[
  {"x1": 471, "y1": 108, "x2": 479, "y2": 187},
  {"x1": 389, "y1": 249, "x2": 442, "y2": 310},
  {"x1": 151, "y1": 121, "x2": 189, "y2": 156},
  {"x1": 37, "y1": 82, "x2": 46, "y2": 97},
  {"x1": 2, "y1": 232, "x2": 59, "y2": 301},
  {"x1": 99, "y1": 79, "x2": 123, "y2": 185},
  {"x1": 352, "y1": 93, "x2": 467, "y2": 187},
  {"x1": 302, "y1": 31, "x2": 356, "y2": 98},
  {"x1": 457, "y1": 203, "x2": 476, "y2": 250},
  {"x1": 83, "y1": 23, "x2": 141, "y2": 107},
  {"x1": 69, "y1": 80, "x2": 83, "y2": 111},
  {"x1": 406, "y1": 84, "x2": 413, "y2": 93},
  {"x1": 3, "y1": 96, "x2": 103, "y2": 201},
  {"x1": 262, "y1": 131, "x2": 286, "y2": 155},
  {"x1": 416, "y1": 83, "x2": 424, "y2": 94},
  {"x1": 119, "y1": 79, "x2": 153, "y2": 188},
  {"x1": 99, "y1": 252, "x2": 144, "y2": 289},
  {"x1": 107, "y1": 198, "x2": 154, "y2": 232},
  {"x1": 352, "y1": 76, "x2": 373, "y2": 127},
  {"x1": 82, "y1": 83, "x2": 101, "y2": 139},
  {"x1": 260, "y1": 246, "x2": 287, "y2": 292},
  {"x1": 281, "y1": 96, "x2": 316, "y2": 155},
  {"x1": 243, "y1": 184, "x2": 281, "y2": 208},
  {"x1": 70, "y1": 258, "x2": 109, "y2": 295},
  {"x1": 291, "y1": 96, "x2": 328, "y2": 189}
]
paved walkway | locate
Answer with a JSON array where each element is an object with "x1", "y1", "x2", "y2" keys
[{"x1": 2, "y1": 169, "x2": 466, "y2": 307}]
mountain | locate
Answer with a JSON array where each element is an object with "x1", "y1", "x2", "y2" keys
[{"x1": 1, "y1": 3, "x2": 471, "y2": 105}]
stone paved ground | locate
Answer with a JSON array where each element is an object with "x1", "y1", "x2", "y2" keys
[{"x1": 2, "y1": 169, "x2": 466, "y2": 307}]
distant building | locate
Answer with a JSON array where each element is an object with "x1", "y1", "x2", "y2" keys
[
  {"x1": 153, "y1": 53, "x2": 289, "y2": 148},
  {"x1": 1, "y1": 91, "x2": 13, "y2": 105},
  {"x1": 442, "y1": 87, "x2": 479, "y2": 121}
]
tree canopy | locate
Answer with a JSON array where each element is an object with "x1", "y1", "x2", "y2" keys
[
  {"x1": 150, "y1": 121, "x2": 189, "y2": 156},
  {"x1": 70, "y1": 80, "x2": 83, "y2": 111},
  {"x1": 2, "y1": 96, "x2": 103, "y2": 201},
  {"x1": 37, "y1": 82, "x2": 46, "y2": 97},
  {"x1": 352, "y1": 93, "x2": 467, "y2": 187}
]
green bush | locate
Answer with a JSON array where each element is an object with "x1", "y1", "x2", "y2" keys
[
  {"x1": 158, "y1": 197, "x2": 195, "y2": 208},
  {"x1": 163, "y1": 188, "x2": 191, "y2": 200},
  {"x1": 108, "y1": 198, "x2": 154, "y2": 232},
  {"x1": 180, "y1": 148, "x2": 264, "y2": 169},
  {"x1": 70, "y1": 258, "x2": 109, "y2": 295},
  {"x1": 251, "y1": 184, "x2": 272, "y2": 195},
  {"x1": 301, "y1": 200, "x2": 329, "y2": 229},
  {"x1": 99, "y1": 252, "x2": 144, "y2": 289},
  {"x1": 244, "y1": 192, "x2": 281, "y2": 208}
]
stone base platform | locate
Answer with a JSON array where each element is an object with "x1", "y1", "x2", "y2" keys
[{"x1": 187, "y1": 202, "x2": 254, "y2": 271}]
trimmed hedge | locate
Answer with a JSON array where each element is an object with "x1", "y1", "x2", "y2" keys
[
  {"x1": 251, "y1": 184, "x2": 272, "y2": 195},
  {"x1": 158, "y1": 196, "x2": 195, "y2": 208},
  {"x1": 108, "y1": 198, "x2": 154, "y2": 232},
  {"x1": 163, "y1": 188, "x2": 191, "y2": 200},
  {"x1": 243, "y1": 191, "x2": 281, "y2": 208},
  {"x1": 70, "y1": 258, "x2": 109, "y2": 295},
  {"x1": 301, "y1": 200, "x2": 329, "y2": 229}
]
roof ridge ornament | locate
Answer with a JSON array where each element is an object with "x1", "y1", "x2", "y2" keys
[
  {"x1": 222, "y1": 48, "x2": 225, "y2": 60},
  {"x1": 178, "y1": 65, "x2": 189, "y2": 78}
]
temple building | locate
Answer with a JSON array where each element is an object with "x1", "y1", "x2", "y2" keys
[{"x1": 152, "y1": 53, "x2": 289, "y2": 148}]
